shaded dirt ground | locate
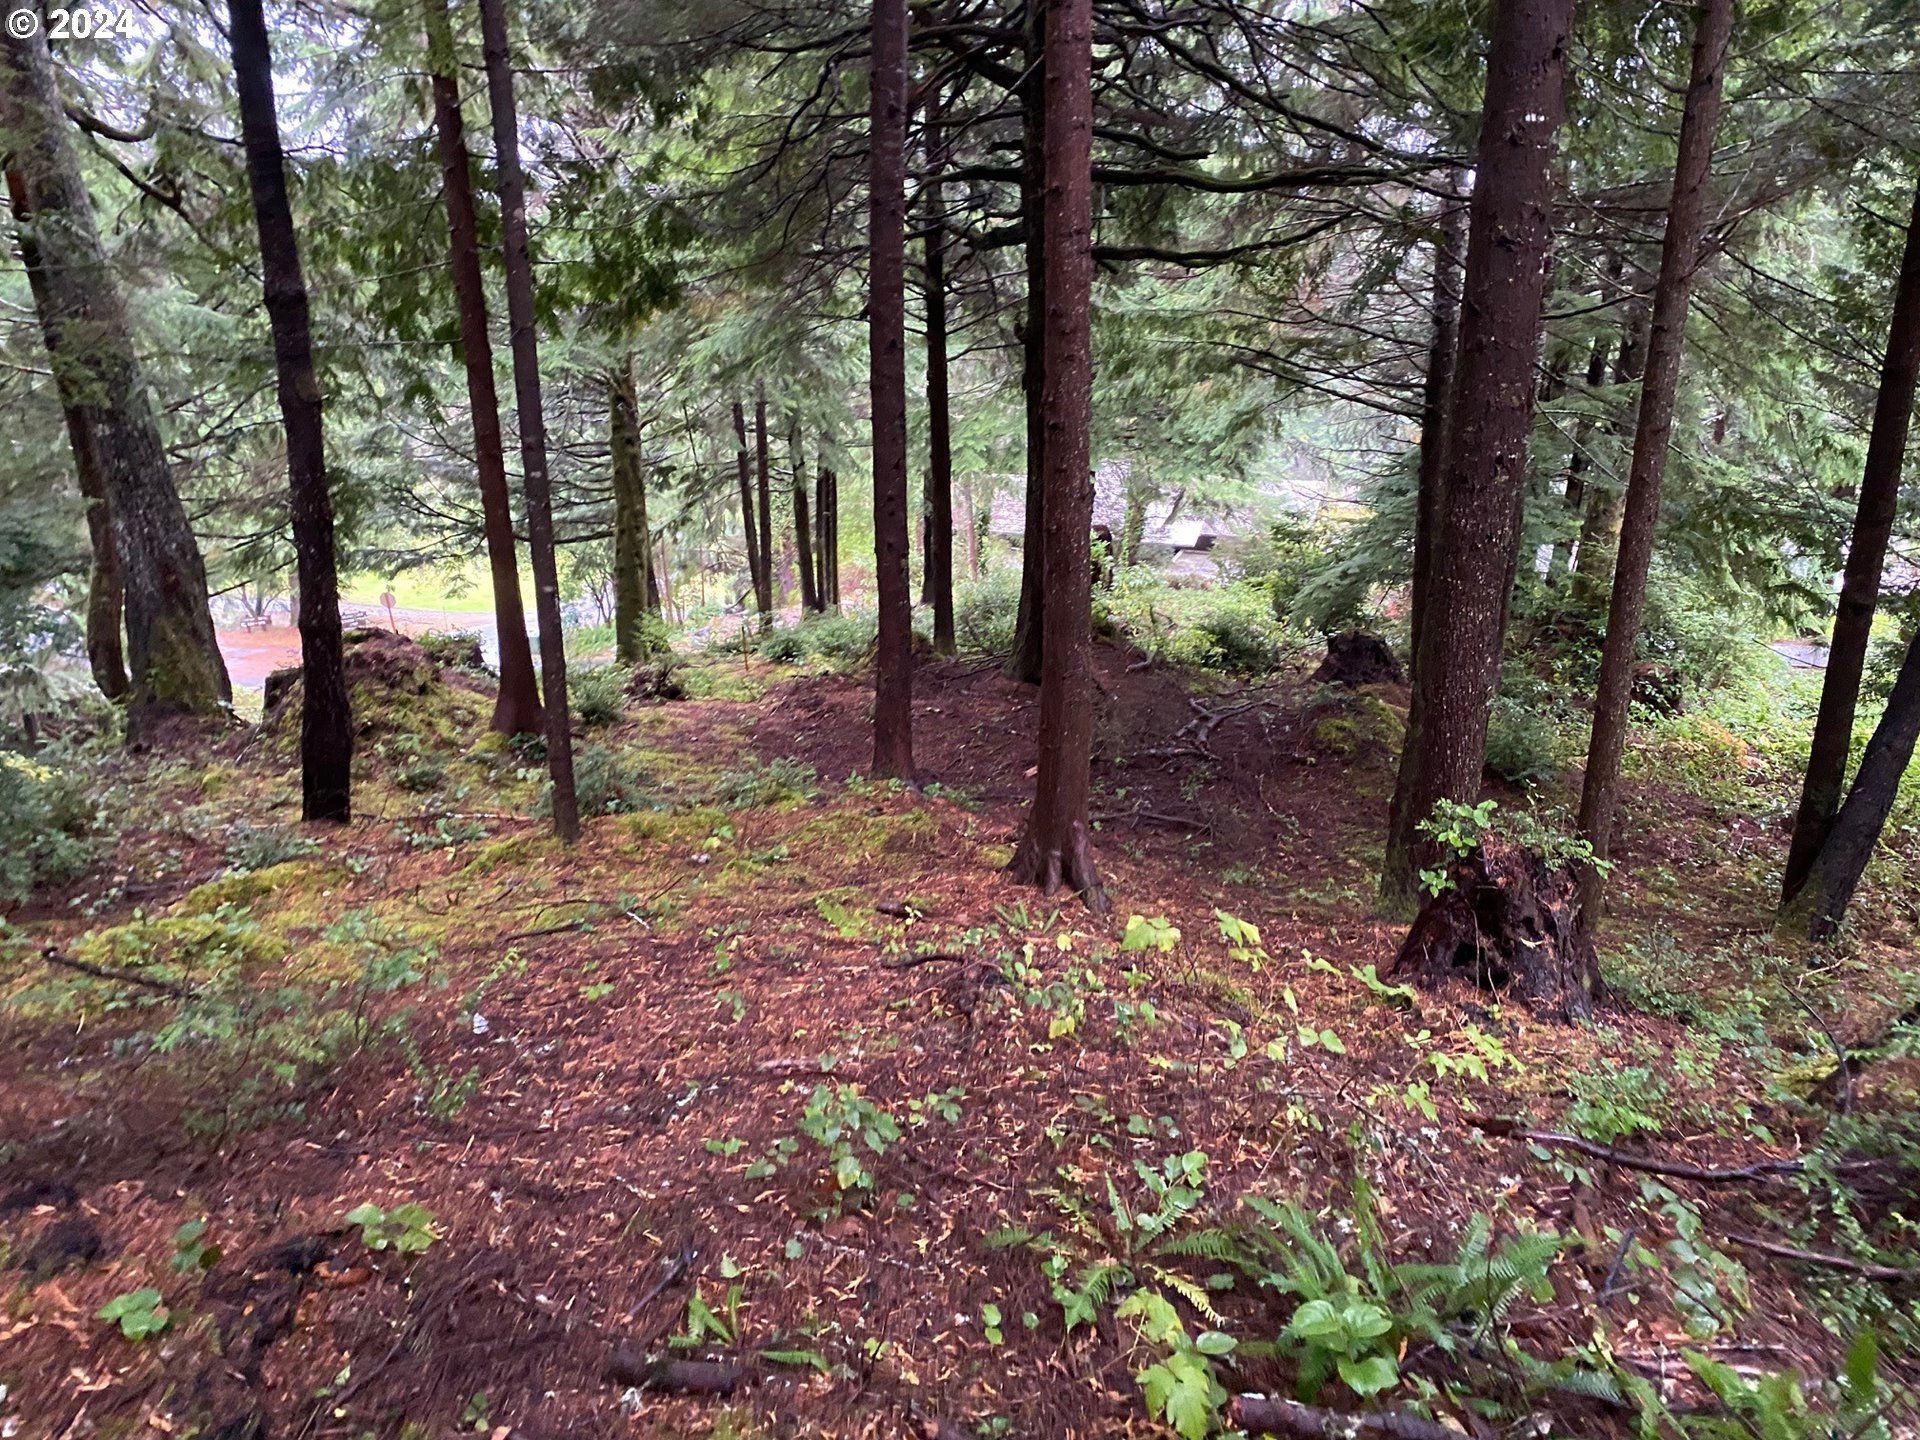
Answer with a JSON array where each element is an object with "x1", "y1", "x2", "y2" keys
[{"x1": 2, "y1": 638, "x2": 1916, "y2": 1439}]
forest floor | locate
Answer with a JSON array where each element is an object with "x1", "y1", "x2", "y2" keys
[{"x1": 2, "y1": 632, "x2": 1918, "y2": 1440}]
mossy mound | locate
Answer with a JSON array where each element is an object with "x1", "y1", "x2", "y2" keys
[
  {"x1": 1307, "y1": 688, "x2": 1406, "y2": 767},
  {"x1": 261, "y1": 630, "x2": 494, "y2": 754}
]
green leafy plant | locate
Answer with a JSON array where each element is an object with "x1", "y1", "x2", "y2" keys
[
  {"x1": 1165, "y1": 1185, "x2": 1560, "y2": 1405},
  {"x1": 345, "y1": 1200, "x2": 440, "y2": 1254},
  {"x1": 1215, "y1": 909, "x2": 1266, "y2": 971},
  {"x1": 714, "y1": 756, "x2": 819, "y2": 807},
  {"x1": 98, "y1": 1287, "x2": 170, "y2": 1339},
  {"x1": 170, "y1": 1218, "x2": 221, "y2": 1272},
  {"x1": 1116, "y1": 1289, "x2": 1233, "y2": 1440},
  {"x1": 1121, "y1": 914, "x2": 1181, "y2": 954}
]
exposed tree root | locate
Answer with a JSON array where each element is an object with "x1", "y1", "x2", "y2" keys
[{"x1": 1007, "y1": 822, "x2": 1110, "y2": 914}]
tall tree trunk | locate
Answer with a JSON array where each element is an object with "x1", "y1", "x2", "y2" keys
[
  {"x1": 1576, "y1": 0, "x2": 1737, "y2": 926},
  {"x1": 869, "y1": 0, "x2": 916, "y2": 779},
  {"x1": 425, "y1": 0, "x2": 541, "y2": 735},
  {"x1": 754, "y1": 383, "x2": 775, "y2": 617},
  {"x1": 1379, "y1": 0, "x2": 1575, "y2": 913},
  {"x1": 1407, "y1": 185, "x2": 1465, "y2": 672},
  {"x1": 817, "y1": 451, "x2": 833, "y2": 610},
  {"x1": 734, "y1": 400, "x2": 764, "y2": 609},
  {"x1": 1782, "y1": 172, "x2": 1920, "y2": 903},
  {"x1": 1, "y1": 25, "x2": 228, "y2": 735},
  {"x1": 962, "y1": 475, "x2": 981, "y2": 580},
  {"x1": 1009, "y1": 0, "x2": 1103, "y2": 910},
  {"x1": 228, "y1": 0, "x2": 352, "y2": 822},
  {"x1": 791, "y1": 421, "x2": 819, "y2": 613},
  {"x1": 1790, "y1": 625, "x2": 1920, "y2": 940},
  {"x1": 478, "y1": 0, "x2": 577, "y2": 841},
  {"x1": 609, "y1": 369, "x2": 649, "y2": 662},
  {"x1": 5, "y1": 161, "x2": 126, "y2": 700},
  {"x1": 924, "y1": 155, "x2": 956, "y2": 653},
  {"x1": 1005, "y1": 0, "x2": 1048, "y2": 683},
  {"x1": 826, "y1": 464, "x2": 840, "y2": 606}
]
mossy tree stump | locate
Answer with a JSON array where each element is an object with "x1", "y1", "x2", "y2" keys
[{"x1": 1390, "y1": 839, "x2": 1598, "y2": 1022}]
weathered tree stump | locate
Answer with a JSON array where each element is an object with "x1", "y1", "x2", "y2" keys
[
  {"x1": 1390, "y1": 839, "x2": 1597, "y2": 1021},
  {"x1": 1311, "y1": 631, "x2": 1405, "y2": 688}
]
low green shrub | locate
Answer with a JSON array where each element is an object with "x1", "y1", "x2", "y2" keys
[
  {"x1": 799, "y1": 611, "x2": 878, "y2": 661},
  {"x1": 417, "y1": 630, "x2": 486, "y2": 672},
  {"x1": 1483, "y1": 695, "x2": 1562, "y2": 788},
  {"x1": 571, "y1": 664, "x2": 632, "y2": 728},
  {"x1": 224, "y1": 821, "x2": 320, "y2": 874},
  {"x1": 714, "y1": 756, "x2": 819, "y2": 807},
  {"x1": 0, "y1": 749, "x2": 102, "y2": 900},
  {"x1": 1105, "y1": 573, "x2": 1284, "y2": 675},
  {"x1": 955, "y1": 572, "x2": 1021, "y2": 656},
  {"x1": 559, "y1": 742, "x2": 658, "y2": 818}
]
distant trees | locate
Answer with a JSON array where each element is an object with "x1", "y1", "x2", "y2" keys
[
  {"x1": 2, "y1": 22, "x2": 229, "y2": 736},
  {"x1": 227, "y1": 0, "x2": 352, "y2": 822}
]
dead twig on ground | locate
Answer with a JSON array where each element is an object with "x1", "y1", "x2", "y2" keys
[
  {"x1": 42, "y1": 946, "x2": 193, "y2": 999},
  {"x1": 1725, "y1": 1233, "x2": 1920, "y2": 1283},
  {"x1": 1483, "y1": 1120, "x2": 1867, "y2": 1183}
]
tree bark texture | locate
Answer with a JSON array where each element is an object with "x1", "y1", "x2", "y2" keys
[
  {"x1": 1379, "y1": 0, "x2": 1575, "y2": 912},
  {"x1": 924, "y1": 154, "x2": 956, "y2": 653},
  {"x1": 733, "y1": 400, "x2": 765, "y2": 611},
  {"x1": 790, "y1": 421, "x2": 819, "y2": 612},
  {"x1": 478, "y1": 0, "x2": 578, "y2": 840},
  {"x1": 1005, "y1": 0, "x2": 1048, "y2": 684},
  {"x1": 1405, "y1": 186, "x2": 1459, "y2": 864},
  {"x1": 1008, "y1": 0, "x2": 1104, "y2": 911},
  {"x1": 1782, "y1": 171, "x2": 1920, "y2": 903},
  {"x1": 1, "y1": 24, "x2": 228, "y2": 734},
  {"x1": 425, "y1": 0, "x2": 542, "y2": 735},
  {"x1": 754, "y1": 384, "x2": 775, "y2": 615},
  {"x1": 5, "y1": 160, "x2": 126, "y2": 700},
  {"x1": 869, "y1": 0, "x2": 916, "y2": 779},
  {"x1": 1577, "y1": 0, "x2": 1737, "y2": 926},
  {"x1": 609, "y1": 370, "x2": 651, "y2": 663},
  {"x1": 229, "y1": 0, "x2": 353, "y2": 822},
  {"x1": 1792, "y1": 624, "x2": 1920, "y2": 941},
  {"x1": 1569, "y1": 292, "x2": 1650, "y2": 611}
]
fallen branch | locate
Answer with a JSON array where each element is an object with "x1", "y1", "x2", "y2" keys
[
  {"x1": 1725, "y1": 1233, "x2": 1920, "y2": 1283},
  {"x1": 42, "y1": 946, "x2": 193, "y2": 999},
  {"x1": 879, "y1": 951, "x2": 970, "y2": 971},
  {"x1": 1229, "y1": 1395, "x2": 1460, "y2": 1439},
  {"x1": 1482, "y1": 1120, "x2": 1819, "y2": 1183},
  {"x1": 623, "y1": 1240, "x2": 694, "y2": 1323},
  {"x1": 602, "y1": 1350, "x2": 746, "y2": 1395},
  {"x1": 1089, "y1": 807, "x2": 1210, "y2": 831},
  {"x1": 500, "y1": 920, "x2": 587, "y2": 944}
]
